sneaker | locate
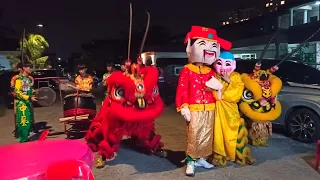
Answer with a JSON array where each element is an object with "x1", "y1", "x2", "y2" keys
[
  {"x1": 195, "y1": 158, "x2": 214, "y2": 169},
  {"x1": 29, "y1": 132, "x2": 36, "y2": 136},
  {"x1": 185, "y1": 161, "x2": 195, "y2": 177}
]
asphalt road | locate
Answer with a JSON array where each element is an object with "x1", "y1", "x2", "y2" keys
[{"x1": 0, "y1": 97, "x2": 319, "y2": 180}]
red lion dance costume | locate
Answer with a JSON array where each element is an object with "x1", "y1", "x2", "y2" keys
[{"x1": 85, "y1": 63, "x2": 167, "y2": 168}]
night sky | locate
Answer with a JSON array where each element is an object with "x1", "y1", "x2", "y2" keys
[{"x1": 1, "y1": 0, "x2": 259, "y2": 59}]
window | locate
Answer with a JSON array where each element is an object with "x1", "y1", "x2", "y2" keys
[
  {"x1": 226, "y1": 21, "x2": 229, "y2": 24},
  {"x1": 266, "y1": 3, "x2": 269, "y2": 7},
  {"x1": 310, "y1": 16, "x2": 317, "y2": 22},
  {"x1": 174, "y1": 67, "x2": 182, "y2": 76},
  {"x1": 155, "y1": 58, "x2": 188, "y2": 67},
  {"x1": 235, "y1": 60, "x2": 256, "y2": 74},
  {"x1": 270, "y1": 3, "x2": 273, "y2": 6},
  {"x1": 281, "y1": 0, "x2": 285, "y2": 5},
  {"x1": 239, "y1": 53, "x2": 257, "y2": 60},
  {"x1": 275, "y1": 61, "x2": 320, "y2": 84},
  {"x1": 222, "y1": 22, "x2": 226, "y2": 25},
  {"x1": 32, "y1": 70, "x2": 58, "y2": 77}
]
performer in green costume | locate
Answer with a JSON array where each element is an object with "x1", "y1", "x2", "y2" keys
[
  {"x1": 14, "y1": 62, "x2": 37, "y2": 143},
  {"x1": 11, "y1": 62, "x2": 35, "y2": 138}
]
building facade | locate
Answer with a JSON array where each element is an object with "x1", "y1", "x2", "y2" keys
[
  {"x1": 221, "y1": 7, "x2": 261, "y2": 26},
  {"x1": 265, "y1": 0, "x2": 287, "y2": 12},
  {"x1": 217, "y1": 0, "x2": 320, "y2": 69},
  {"x1": 220, "y1": 0, "x2": 300, "y2": 25}
]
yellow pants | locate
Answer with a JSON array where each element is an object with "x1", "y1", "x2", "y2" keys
[{"x1": 186, "y1": 111, "x2": 214, "y2": 159}]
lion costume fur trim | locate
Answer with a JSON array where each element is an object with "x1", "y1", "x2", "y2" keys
[
  {"x1": 241, "y1": 73, "x2": 262, "y2": 100},
  {"x1": 269, "y1": 75, "x2": 282, "y2": 97},
  {"x1": 239, "y1": 99, "x2": 281, "y2": 122}
]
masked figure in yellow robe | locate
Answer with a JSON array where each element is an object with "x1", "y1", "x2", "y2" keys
[{"x1": 211, "y1": 52, "x2": 255, "y2": 166}]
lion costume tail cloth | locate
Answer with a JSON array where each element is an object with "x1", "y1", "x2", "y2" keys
[{"x1": 212, "y1": 52, "x2": 255, "y2": 166}]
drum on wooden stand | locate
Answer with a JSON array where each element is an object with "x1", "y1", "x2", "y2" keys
[
  {"x1": 63, "y1": 93, "x2": 96, "y2": 119},
  {"x1": 61, "y1": 92, "x2": 97, "y2": 139}
]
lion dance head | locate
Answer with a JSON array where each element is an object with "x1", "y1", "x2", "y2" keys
[
  {"x1": 239, "y1": 62, "x2": 282, "y2": 122},
  {"x1": 98, "y1": 63, "x2": 164, "y2": 122}
]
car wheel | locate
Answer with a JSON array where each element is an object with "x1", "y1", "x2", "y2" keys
[{"x1": 287, "y1": 108, "x2": 320, "y2": 143}]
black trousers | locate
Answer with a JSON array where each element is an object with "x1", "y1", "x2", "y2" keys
[{"x1": 158, "y1": 83, "x2": 169, "y2": 106}]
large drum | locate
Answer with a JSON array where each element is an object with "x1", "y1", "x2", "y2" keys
[{"x1": 63, "y1": 93, "x2": 96, "y2": 118}]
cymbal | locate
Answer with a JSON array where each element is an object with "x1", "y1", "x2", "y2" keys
[{"x1": 35, "y1": 87, "x2": 56, "y2": 107}]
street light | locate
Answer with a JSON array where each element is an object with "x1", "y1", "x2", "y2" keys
[
  {"x1": 58, "y1": 58, "x2": 61, "y2": 60},
  {"x1": 37, "y1": 24, "x2": 43, "y2": 27}
]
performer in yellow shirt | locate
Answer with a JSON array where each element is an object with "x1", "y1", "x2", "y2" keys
[
  {"x1": 212, "y1": 52, "x2": 255, "y2": 166},
  {"x1": 68, "y1": 64, "x2": 93, "y2": 92}
]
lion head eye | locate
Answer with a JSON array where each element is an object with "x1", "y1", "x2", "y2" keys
[
  {"x1": 137, "y1": 84, "x2": 144, "y2": 90},
  {"x1": 242, "y1": 89, "x2": 253, "y2": 100},
  {"x1": 114, "y1": 87, "x2": 124, "y2": 98}
]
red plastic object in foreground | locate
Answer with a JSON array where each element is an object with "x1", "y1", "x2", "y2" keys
[
  {"x1": 315, "y1": 140, "x2": 320, "y2": 170},
  {"x1": 38, "y1": 130, "x2": 49, "y2": 141},
  {"x1": 46, "y1": 160, "x2": 95, "y2": 180}
]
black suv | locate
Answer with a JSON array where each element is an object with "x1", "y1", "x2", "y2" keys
[
  {"x1": 162, "y1": 59, "x2": 320, "y2": 102},
  {"x1": 236, "y1": 59, "x2": 320, "y2": 85}
]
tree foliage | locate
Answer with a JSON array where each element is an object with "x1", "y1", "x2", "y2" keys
[
  {"x1": 21, "y1": 34, "x2": 49, "y2": 61},
  {"x1": 6, "y1": 54, "x2": 20, "y2": 69},
  {"x1": 280, "y1": 43, "x2": 314, "y2": 63},
  {"x1": 7, "y1": 33, "x2": 50, "y2": 70}
]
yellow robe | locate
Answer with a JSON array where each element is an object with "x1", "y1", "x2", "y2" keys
[{"x1": 213, "y1": 72, "x2": 244, "y2": 161}]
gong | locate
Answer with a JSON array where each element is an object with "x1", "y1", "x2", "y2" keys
[{"x1": 35, "y1": 87, "x2": 57, "y2": 107}]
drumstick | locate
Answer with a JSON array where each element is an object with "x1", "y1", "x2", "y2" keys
[
  {"x1": 59, "y1": 114, "x2": 89, "y2": 122},
  {"x1": 37, "y1": 96, "x2": 47, "y2": 100},
  {"x1": 64, "y1": 83, "x2": 78, "y2": 90}
]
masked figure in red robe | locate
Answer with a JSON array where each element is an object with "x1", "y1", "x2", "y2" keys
[{"x1": 176, "y1": 26, "x2": 232, "y2": 176}]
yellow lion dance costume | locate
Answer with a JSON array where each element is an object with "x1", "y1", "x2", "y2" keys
[{"x1": 239, "y1": 62, "x2": 282, "y2": 147}]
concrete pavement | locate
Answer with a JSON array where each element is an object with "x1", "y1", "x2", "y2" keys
[{"x1": 0, "y1": 100, "x2": 319, "y2": 180}]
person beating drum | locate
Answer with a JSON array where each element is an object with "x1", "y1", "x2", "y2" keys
[
  {"x1": 66, "y1": 64, "x2": 94, "y2": 131},
  {"x1": 67, "y1": 64, "x2": 93, "y2": 93}
]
